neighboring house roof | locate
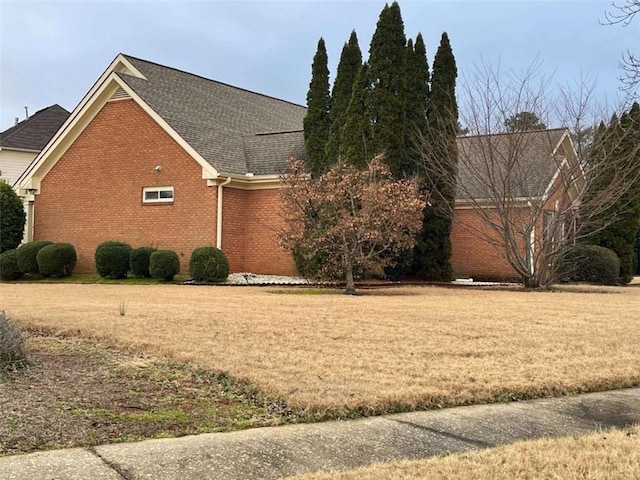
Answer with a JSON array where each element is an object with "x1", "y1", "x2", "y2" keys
[
  {"x1": 0, "y1": 104, "x2": 70, "y2": 151},
  {"x1": 117, "y1": 55, "x2": 307, "y2": 175},
  {"x1": 456, "y1": 128, "x2": 571, "y2": 201}
]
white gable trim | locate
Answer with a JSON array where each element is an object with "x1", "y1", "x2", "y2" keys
[
  {"x1": 17, "y1": 55, "x2": 218, "y2": 194},
  {"x1": 541, "y1": 132, "x2": 584, "y2": 204}
]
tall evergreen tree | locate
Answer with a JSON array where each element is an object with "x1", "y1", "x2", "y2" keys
[
  {"x1": 587, "y1": 102, "x2": 640, "y2": 284},
  {"x1": 404, "y1": 33, "x2": 430, "y2": 172},
  {"x1": 367, "y1": 1, "x2": 408, "y2": 178},
  {"x1": 326, "y1": 31, "x2": 362, "y2": 165},
  {"x1": 303, "y1": 38, "x2": 331, "y2": 176},
  {"x1": 340, "y1": 62, "x2": 372, "y2": 168},
  {"x1": 413, "y1": 31, "x2": 459, "y2": 281}
]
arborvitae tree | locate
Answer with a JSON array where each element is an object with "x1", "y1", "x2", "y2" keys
[
  {"x1": 404, "y1": 33, "x2": 430, "y2": 171},
  {"x1": 326, "y1": 30, "x2": 362, "y2": 165},
  {"x1": 340, "y1": 62, "x2": 372, "y2": 168},
  {"x1": 587, "y1": 103, "x2": 640, "y2": 283},
  {"x1": 303, "y1": 38, "x2": 331, "y2": 176},
  {"x1": 413, "y1": 31, "x2": 459, "y2": 281},
  {"x1": 367, "y1": 1, "x2": 408, "y2": 178}
]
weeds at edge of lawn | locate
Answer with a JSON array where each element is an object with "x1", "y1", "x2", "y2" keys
[
  {"x1": 0, "y1": 331, "x2": 310, "y2": 456},
  {"x1": 16, "y1": 326, "x2": 640, "y2": 422}
]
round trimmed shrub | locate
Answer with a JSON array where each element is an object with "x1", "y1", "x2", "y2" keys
[
  {"x1": 130, "y1": 246, "x2": 156, "y2": 278},
  {"x1": 149, "y1": 249, "x2": 180, "y2": 281},
  {"x1": 37, "y1": 243, "x2": 77, "y2": 277},
  {"x1": 95, "y1": 241, "x2": 132, "y2": 279},
  {"x1": 189, "y1": 246, "x2": 229, "y2": 282},
  {"x1": 16, "y1": 240, "x2": 53, "y2": 274},
  {"x1": 559, "y1": 244, "x2": 620, "y2": 286},
  {"x1": 0, "y1": 249, "x2": 24, "y2": 281}
]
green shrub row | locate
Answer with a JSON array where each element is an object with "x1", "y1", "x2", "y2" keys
[
  {"x1": 1, "y1": 241, "x2": 77, "y2": 280},
  {"x1": 94, "y1": 242, "x2": 229, "y2": 282}
]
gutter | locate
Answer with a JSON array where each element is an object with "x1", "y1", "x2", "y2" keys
[{"x1": 216, "y1": 176, "x2": 232, "y2": 249}]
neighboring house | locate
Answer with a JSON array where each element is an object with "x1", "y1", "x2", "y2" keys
[
  {"x1": 1, "y1": 104, "x2": 70, "y2": 246},
  {"x1": 0, "y1": 104, "x2": 70, "y2": 185},
  {"x1": 16, "y1": 54, "x2": 581, "y2": 280},
  {"x1": 451, "y1": 128, "x2": 583, "y2": 281}
]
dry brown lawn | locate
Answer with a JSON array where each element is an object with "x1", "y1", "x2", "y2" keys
[
  {"x1": 1, "y1": 283, "x2": 639, "y2": 413},
  {"x1": 287, "y1": 424, "x2": 640, "y2": 480}
]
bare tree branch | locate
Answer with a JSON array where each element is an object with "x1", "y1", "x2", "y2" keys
[{"x1": 601, "y1": 1, "x2": 640, "y2": 95}]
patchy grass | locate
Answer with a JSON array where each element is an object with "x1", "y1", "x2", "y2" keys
[
  {"x1": 0, "y1": 334, "x2": 298, "y2": 456},
  {"x1": 1, "y1": 283, "x2": 639, "y2": 415},
  {"x1": 287, "y1": 424, "x2": 640, "y2": 480}
]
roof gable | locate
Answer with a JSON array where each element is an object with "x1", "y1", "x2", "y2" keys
[
  {"x1": 0, "y1": 105, "x2": 70, "y2": 151},
  {"x1": 456, "y1": 128, "x2": 570, "y2": 201},
  {"x1": 17, "y1": 54, "x2": 308, "y2": 191},
  {"x1": 118, "y1": 55, "x2": 307, "y2": 175}
]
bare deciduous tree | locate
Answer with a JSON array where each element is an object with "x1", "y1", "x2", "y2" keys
[
  {"x1": 602, "y1": 0, "x2": 640, "y2": 95},
  {"x1": 419, "y1": 61, "x2": 640, "y2": 288},
  {"x1": 278, "y1": 155, "x2": 425, "y2": 293}
]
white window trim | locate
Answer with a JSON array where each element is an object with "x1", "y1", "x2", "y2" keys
[{"x1": 142, "y1": 186, "x2": 174, "y2": 204}]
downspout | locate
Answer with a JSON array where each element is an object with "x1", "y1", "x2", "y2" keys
[{"x1": 216, "y1": 176, "x2": 232, "y2": 249}]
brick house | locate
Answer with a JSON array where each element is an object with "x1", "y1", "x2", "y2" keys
[{"x1": 16, "y1": 54, "x2": 581, "y2": 280}]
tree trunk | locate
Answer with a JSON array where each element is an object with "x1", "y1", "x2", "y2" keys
[
  {"x1": 344, "y1": 258, "x2": 357, "y2": 294},
  {"x1": 523, "y1": 275, "x2": 540, "y2": 288}
]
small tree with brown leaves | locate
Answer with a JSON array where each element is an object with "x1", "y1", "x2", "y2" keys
[{"x1": 279, "y1": 155, "x2": 426, "y2": 294}]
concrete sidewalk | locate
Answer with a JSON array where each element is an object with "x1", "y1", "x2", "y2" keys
[{"x1": 2, "y1": 388, "x2": 639, "y2": 480}]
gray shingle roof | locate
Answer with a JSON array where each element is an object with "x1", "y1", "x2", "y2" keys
[
  {"x1": 456, "y1": 128, "x2": 567, "y2": 200},
  {"x1": 118, "y1": 55, "x2": 307, "y2": 175},
  {"x1": 242, "y1": 130, "x2": 306, "y2": 175},
  {"x1": 0, "y1": 104, "x2": 70, "y2": 151}
]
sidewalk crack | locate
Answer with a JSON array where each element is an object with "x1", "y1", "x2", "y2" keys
[
  {"x1": 87, "y1": 447, "x2": 134, "y2": 480},
  {"x1": 389, "y1": 418, "x2": 492, "y2": 448}
]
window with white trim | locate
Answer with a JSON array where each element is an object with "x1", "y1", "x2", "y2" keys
[{"x1": 142, "y1": 186, "x2": 174, "y2": 204}]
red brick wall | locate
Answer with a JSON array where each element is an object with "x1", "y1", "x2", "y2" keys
[
  {"x1": 221, "y1": 188, "x2": 296, "y2": 276},
  {"x1": 245, "y1": 189, "x2": 296, "y2": 275},
  {"x1": 35, "y1": 99, "x2": 217, "y2": 273},
  {"x1": 220, "y1": 187, "x2": 247, "y2": 272},
  {"x1": 450, "y1": 208, "x2": 521, "y2": 281}
]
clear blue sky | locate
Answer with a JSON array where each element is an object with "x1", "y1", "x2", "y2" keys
[{"x1": 0, "y1": 0, "x2": 637, "y2": 130}]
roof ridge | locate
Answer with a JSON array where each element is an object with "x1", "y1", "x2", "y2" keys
[
  {"x1": 459, "y1": 127, "x2": 567, "y2": 140},
  {"x1": 121, "y1": 53, "x2": 307, "y2": 110}
]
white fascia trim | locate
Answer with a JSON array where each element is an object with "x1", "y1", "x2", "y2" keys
[
  {"x1": 207, "y1": 174, "x2": 283, "y2": 190},
  {"x1": 0, "y1": 147, "x2": 40, "y2": 154},
  {"x1": 16, "y1": 54, "x2": 145, "y2": 189},
  {"x1": 551, "y1": 129, "x2": 570, "y2": 156},
  {"x1": 541, "y1": 157, "x2": 568, "y2": 202},
  {"x1": 454, "y1": 197, "x2": 540, "y2": 209}
]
